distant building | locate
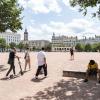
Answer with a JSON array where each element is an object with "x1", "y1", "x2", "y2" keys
[
  {"x1": 22, "y1": 40, "x2": 50, "y2": 50},
  {"x1": 0, "y1": 32, "x2": 21, "y2": 45},
  {"x1": 52, "y1": 33, "x2": 78, "y2": 52},
  {"x1": 78, "y1": 35, "x2": 100, "y2": 44},
  {"x1": 22, "y1": 29, "x2": 50, "y2": 50},
  {"x1": 24, "y1": 29, "x2": 28, "y2": 41}
]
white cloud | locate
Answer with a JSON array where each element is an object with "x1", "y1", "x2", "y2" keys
[
  {"x1": 18, "y1": 18, "x2": 100, "y2": 40},
  {"x1": 67, "y1": 19, "x2": 94, "y2": 31},
  {"x1": 18, "y1": 0, "x2": 27, "y2": 8},
  {"x1": 18, "y1": 0, "x2": 62, "y2": 14},
  {"x1": 62, "y1": 0, "x2": 79, "y2": 11}
]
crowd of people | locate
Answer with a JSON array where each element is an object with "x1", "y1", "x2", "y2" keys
[
  {"x1": 5, "y1": 47, "x2": 100, "y2": 83},
  {"x1": 6, "y1": 47, "x2": 47, "y2": 79}
]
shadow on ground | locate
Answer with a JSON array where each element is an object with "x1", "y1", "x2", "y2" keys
[
  {"x1": 20, "y1": 78, "x2": 100, "y2": 100},
  {"x1": 0, "y1": 65, "x2": 8, "y2": 72},
  {"x1": 31, "y1": 77, "x2": 46, "y2": 83}
]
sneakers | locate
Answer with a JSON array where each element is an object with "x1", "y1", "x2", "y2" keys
[{"x1": 84, "y1": 79, "x2": 88, "y2": 82}]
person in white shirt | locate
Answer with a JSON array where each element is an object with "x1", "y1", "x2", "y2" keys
[
  {"x1": 35, "y1": 47, "x2": 47, "y2": 79},
  {"x1": 24, "y1": 48, "x2": 31, "y2": 71}
]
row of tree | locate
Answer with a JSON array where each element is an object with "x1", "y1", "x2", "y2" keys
[
  {"x1": 0, "y1": 38, "x2": 26, "y2": 52},
  {"x1": 0, "y1": 38, "x2": 52, "y2": 52},
  {"x1": 75, "y1": 43, "x2": 100, "y2": 52}
]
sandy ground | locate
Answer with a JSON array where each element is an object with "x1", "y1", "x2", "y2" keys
[{"x1": 0, "y1": 52, "x2": 100, "y2": 100}]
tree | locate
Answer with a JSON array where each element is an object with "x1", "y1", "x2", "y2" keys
[
  {"x1": 70, "y1": 0, "x2": 100, "y2": 18},
  {"x1": 9, "y1": 42, "x2": 16, "y2": 49},
  {"x1": 75, "y1": 43, "x2": 84, "y2": 51},
  {"x1": 24, "y1": 43, "x2": 29, "y2": 49},
  {"x1": 0, "y1": 0, "x2": 23, "y2": 32},
  {"x1": 0, "y1": 38, "x2": 6, "y2": 51},
  {"x1": 32, "y1": 46, "x2": 36, "y2": 51},
  {"x1": 44, "y1": 43, "x2": 52, "y2": 51},
  {"x1": 84, "y1": 43, "x2": 92, "y2": 52},
  {"x1": 17, "y1": 42, "x2": 24, "y2": 52},
  {"x1": 92, "y1": 43, "x2": 100, "y2": 51},
  {"x1": 6, "y1": 44, "x2": 10, "y2": 52}
]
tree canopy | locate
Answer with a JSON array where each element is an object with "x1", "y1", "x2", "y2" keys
[
  {"x1": 9, "y1": 42, "x2": 16, "y2": 49},
  {"x1": 70, "y1": 0, "x2": 100, "y2": 18},
  {"x1": 0, "y1": 38, "x2": 6, "y2": 51},
  {"x1": 0, "y1": 0, "x2": 23, "y2": 32}
]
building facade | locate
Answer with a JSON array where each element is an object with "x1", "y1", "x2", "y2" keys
[
  {"x1": 22, "y1": 29, "x2": 50, "y2": 50},
  {"x1": 52, "y1": 33, "x2": 78, "y2": 52},
  {"x1": 22, "y1": 40, "x2": 50, "y2": 50},
  {"x1": 78, "y1": 35, "x2": 100, "y2": 45},
  {"x1": 0, "y1": 32, "x2": 21, "y2": 45}
]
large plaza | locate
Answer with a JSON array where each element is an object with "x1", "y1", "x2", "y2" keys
[{"x1": 0, "y1": 52, "x2": 100, "y2": 100}]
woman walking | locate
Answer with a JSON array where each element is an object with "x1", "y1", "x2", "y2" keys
[{"x1": 24, "y1": 48, "x2": 31, "y2": 71}]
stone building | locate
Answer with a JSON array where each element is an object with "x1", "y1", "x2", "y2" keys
[
  {"x1": 0, "y1": 32, "x2": 21, "y2": 45},
  {"x1": 52, "y1": 33, "x2": 78, "y2": 52}
]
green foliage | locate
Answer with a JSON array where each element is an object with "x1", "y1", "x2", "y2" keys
[
  {"x1": 32, "y1": 46, "x2": 36, "y2": 51},
  {"x1": 6, "y1": 44, "x2": 10, "y2": 52},
  {"x1": 0, "y1": 38, "x2": 6, "y2": 51},
  {"x1": 24, "y1": 43, "x2": 29, "y2": 49},
  {"x1": 17, "y1": 42, "x2": 24, "y2": 52},
  {"x1": 44, "y1": 43, "x2": 52, "y2": 51},
  {"x1": 0, "y1": 0, "x2": 23, "y2": 32},
  {"x1": 9, "y1": 42, "x2": 16, "y2": 49},
  {"x1": 84, "y1": 43, "x2": 92, "y2": 52},
  {"x1": 92, "y1": 43, "x2": 100, "y2": 51},
  {"x1": 75, "y1": 43, "x2": 100, "y2": 52},
  {"x1": 70, "y1": 0, "x2": 100, "y2": 18},
  {"x1": 75, "y1": 43, "x2": 84, "y2": 51}
]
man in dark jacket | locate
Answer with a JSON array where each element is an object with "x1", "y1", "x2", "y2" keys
[{"x1": 6, "y1": 47, "x2": 19, "y2": 77}]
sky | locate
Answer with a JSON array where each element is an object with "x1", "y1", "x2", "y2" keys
[{"x1": 18, "y1": 0, "x2": 100, "y2": 41}]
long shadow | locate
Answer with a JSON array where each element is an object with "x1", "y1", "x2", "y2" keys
[
  {"x1": 31, "y1": 77, "x2": 46, "y2": 83},
  {"x1": 0, "y1": 65, "x2": 8, "y2": 72},
  {"x1": 0, "y1": 71, "x2": 24, "y2": 81},
  {"x1": 20, "y1": 78, "x2": 100, "y2": 100},
  {"x1": 0, "y1": 75, "x2": 20, "y2": 81}
]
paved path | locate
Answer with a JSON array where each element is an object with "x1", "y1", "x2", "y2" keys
[{"x1": 0, "y1": 52, "x2": 100, "y2": 100}]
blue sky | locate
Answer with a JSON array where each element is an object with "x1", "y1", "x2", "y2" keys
[{"x1": 18, "y1": 0, "x2": 100, "y2": 41}]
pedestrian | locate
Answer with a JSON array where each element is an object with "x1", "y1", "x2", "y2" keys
[
  {"x1": 84, "y1": 60, "x2": 100, "y2": 83},
  {"x1": 70, "y1": 47, "x2": 74, "y2": 60},
  {"x1": 35, "y1": 47, "x2": 47, "y2": 79},
  {"x1": 6, "y1": 47, "x2": 19, "y2": 77},
  {"x1": 24, "y1": 48, "x2": 31, "y2": 71}
]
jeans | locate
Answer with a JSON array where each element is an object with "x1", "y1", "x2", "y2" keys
[
  {"x1": 6, "y1": 62, "x2": 15, "y2": 76},
  {"x1": 36, "y1": 64, "x2": 47, "y2": 77}
]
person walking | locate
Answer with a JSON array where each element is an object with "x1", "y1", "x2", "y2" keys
[
  {"x1": 24, "y1": 48, "x2": 31, "y2": 71},
  {"x1": 6, "y1": 47, "x2": 19, "y2": 77},
  {"x1": 70, "y1": 47, "x2": 74, "y2": 60},
  {"x1": 35, "y1": 47, "x2": 47, "y2": 79}
]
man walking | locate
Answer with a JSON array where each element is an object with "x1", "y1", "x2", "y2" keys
[
  {"x1": 6, "y1": 47, "x2": 19, "y2": 77},
  {"x1": 70, "y1": 47, "x2": 74, "y2": 60},
  {"x1": 35, "y1": 47, "x2": 47, "y2": 79}
]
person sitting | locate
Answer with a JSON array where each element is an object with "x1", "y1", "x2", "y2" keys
[{"x1": 84, "y1": 60, "x2": 100, "y2": 83}]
